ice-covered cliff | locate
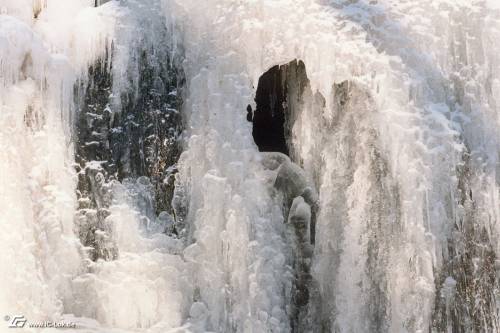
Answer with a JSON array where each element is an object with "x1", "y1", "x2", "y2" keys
[{"x1": 1, "y1": 0, "x2": 499, "y2": 332}]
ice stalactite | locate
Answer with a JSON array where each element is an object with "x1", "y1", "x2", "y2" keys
[
  {"x1": 256, "y1": 150, "x2": 318, "y2": 333},
  {"x1": 1, "y1": 1, "x2": 191, "y2": 331},
  {"x1": 251, "y1": 60, "x2": 325, "y2": 332},
  {"x1": 279, "y1": 72, "x2": 399, "y2": 332},
  {"x1": 0, "y1": 0, "x2": 120, "y2": 325},
  {"x1": 2, "y1": 0, "x2": 500, "y2": 332}
]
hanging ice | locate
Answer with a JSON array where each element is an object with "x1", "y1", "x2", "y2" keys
[{"x1": 1, "y1": 0, "x2": 499, "y2": 332}]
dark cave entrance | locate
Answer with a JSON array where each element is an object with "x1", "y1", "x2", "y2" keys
[
  {"x1": 251, "y1": 64, "x2": 289, "y2": 155},
  {"x1": 250, "y1": 59, "x2": 310, "y2": 157}
]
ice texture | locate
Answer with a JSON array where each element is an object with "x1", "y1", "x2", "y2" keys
[{"x1": 1, "y1": 0, "x2": 499, "y2": 332}]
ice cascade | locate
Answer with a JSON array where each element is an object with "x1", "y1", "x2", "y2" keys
[{"x1": 1, "y1": 0, "x2": 499, "y2": 332}]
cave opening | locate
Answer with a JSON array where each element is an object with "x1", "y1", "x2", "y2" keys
[
  {"x1": 251, "y1": 64, "x2": 290, "y2": 155},
  {"x1": 251, "y1": 59, "x2": 310, "y2": 159}
]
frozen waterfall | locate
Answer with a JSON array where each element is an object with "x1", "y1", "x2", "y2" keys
[{"x1": 1, "y1": 0, "x2": 499, "y2": 332}]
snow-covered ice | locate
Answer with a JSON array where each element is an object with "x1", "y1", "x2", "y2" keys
[{"x1": 1, "y1": 0, "x2": 499, "y2": 332}]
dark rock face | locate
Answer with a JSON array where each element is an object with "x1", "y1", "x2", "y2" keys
[
  {"x1": 74, "y1": 47, "x2": 184, "y2": 261},
  {"x1": 432, "y1": 152, "x2": 499, "y2": 333}
]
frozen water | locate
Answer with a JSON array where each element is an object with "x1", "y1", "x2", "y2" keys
[{"x1": 1, "y1": 0, "x2": 499, "y2": 332}]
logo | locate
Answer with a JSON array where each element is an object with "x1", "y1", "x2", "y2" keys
[
  {"x1": 6, "y1": 315, "x2": 27, "y2": 328},
  {"x1": 4, "y1": 314, "x2": 76, "y2": 329}
]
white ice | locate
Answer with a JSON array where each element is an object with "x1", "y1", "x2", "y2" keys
[{"x1": 1, "y1": 0, "x2": 499, "y2": 332}]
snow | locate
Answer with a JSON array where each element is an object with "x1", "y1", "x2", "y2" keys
[{"x1": 1, "y1": 0, "x2": 500, "y2": 332}]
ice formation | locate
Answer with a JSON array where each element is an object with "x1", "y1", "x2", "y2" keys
[{"x1": 1, "y1": 0, "x2": 499, "y2": 332}]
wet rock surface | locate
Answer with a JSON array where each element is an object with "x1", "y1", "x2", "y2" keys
[{"x1": 74, "y1": 49, "x2": 184, "y2": 261}]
